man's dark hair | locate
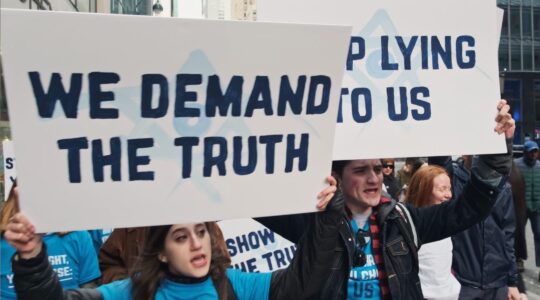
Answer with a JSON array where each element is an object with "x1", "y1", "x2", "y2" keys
[
  {"x1": 332, "y1": 160, "x2": 351, "y2": 176},
  {"x1": 405, "y1": 157, "x2": 418, "y2": 165}
]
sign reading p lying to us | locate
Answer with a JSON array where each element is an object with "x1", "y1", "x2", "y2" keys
[
  {"x1": 259, "y1": 0, "x2": 506, "y2": 160},
  {"x1": 0, "y1": 9, "x2": 351, "y2": 232}
]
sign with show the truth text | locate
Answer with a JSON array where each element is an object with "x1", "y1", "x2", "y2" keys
[{"x1": 219, "y1": 219, "x2": 295, "y2": 273}]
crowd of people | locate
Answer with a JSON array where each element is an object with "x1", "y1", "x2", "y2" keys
[{"x1": 0, "y1": 100, "x2": 535, "y2": 299}]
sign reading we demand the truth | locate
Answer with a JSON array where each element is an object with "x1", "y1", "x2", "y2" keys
[
  {"x1": 0, "y1": 9, "x2": 351, "y2": 232},
  {"x1": 259, "y1": 0, "x2": 506, "y2": 160}
]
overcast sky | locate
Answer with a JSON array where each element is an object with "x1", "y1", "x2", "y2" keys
[{"x1": 176, "y1": 0, "x2": 204, "y2": 18}]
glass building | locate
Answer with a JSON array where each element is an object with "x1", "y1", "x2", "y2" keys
[{"x1": 498, "y1": 0, "x2": 540, "y2": 143}]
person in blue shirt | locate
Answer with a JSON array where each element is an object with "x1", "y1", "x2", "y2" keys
[
  {"x1": 0, "y1": 185, "x2": 101, "y2": 300},
  {"x1": 5, "y1": 176, "x2": 342, "y2": 300},
  {"x1": 88, "y1": 228, "x2": 113, "y2": 255}
]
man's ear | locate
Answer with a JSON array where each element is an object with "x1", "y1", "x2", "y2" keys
[{"x1": 158, "y1": 253, "x2": 168, "y2": 264}]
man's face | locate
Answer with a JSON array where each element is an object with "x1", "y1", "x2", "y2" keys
[
  {"x1": 336, "y1": 159, "x2": 383, "y2": 213},
  {"x1": 525, "y1": 149, "x2": 539, "y2": 161}
]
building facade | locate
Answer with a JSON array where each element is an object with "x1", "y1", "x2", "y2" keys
[{"x1": 498, "y1": 0, "x2": 540, "y2": 143}]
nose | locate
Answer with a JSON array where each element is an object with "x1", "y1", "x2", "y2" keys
[
  {"x1": 367, "y1": 169, "x2": 380, "y2": 183},
  {"x1": 190, "y1": 234, "x2": 203, "y2": 250},
  {"x1": 444, "y1": 190, "x2": 452, "y2": 200}
]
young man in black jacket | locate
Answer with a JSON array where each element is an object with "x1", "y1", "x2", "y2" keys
[{"x1": 258, "y1": 100, "x2": 516, "y2": 300}]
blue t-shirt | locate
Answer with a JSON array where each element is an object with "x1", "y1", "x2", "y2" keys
[
  {"x1": 98, "y1": 268, "x2": 272, "y2": 300},
  {"x1": 88, "y1": 228, "x2": 113, "y2": 254},
  {"x1": 347, "y1": 220, "x2": 381, "y2": 300},
  {"x1": 1, "y1": 231, "x2": 101, "y2": 300}
]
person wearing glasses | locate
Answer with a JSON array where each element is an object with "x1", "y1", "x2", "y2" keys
[
  {"x1": 381, "y1": 159, "x2": 400, "y2": 200},
  {"x1": 257, "y1": 100, "x2": 516, "y2": 299},
  {"x1": 404, "y1": 165, "x2": 461, "y2": 300}
]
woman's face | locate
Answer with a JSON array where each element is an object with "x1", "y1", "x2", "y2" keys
[
  {"x1": 430, "y1": 174, "x2": 452, "y2": 205},
  {"x1": 382, "y1": 162, "x2": 394, "y2": 176},
  {"x1": 160, "y1": 223, "x2": 212, "y2": 278}
]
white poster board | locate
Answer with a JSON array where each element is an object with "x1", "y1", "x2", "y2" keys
[
  {"x1": 259, "y1": 0, "x2": 505, "y2": 160},
  {"x1": 3, "y1": 140, "x2": 16, "y2": 200},
  {"x1": 219, "y1": 219, "x2": 295, "y2": 272},
  {"x1": 0, "y1": 9, "x2": 351, "y2": 232}
]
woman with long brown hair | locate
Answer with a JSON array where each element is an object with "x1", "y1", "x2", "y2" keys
[
  {"x1": 405, "y1": 165, "x2": 460, "y2": 300},
  {"x1": 4, "y1": 176, "x2": 342, "y2": 300},
  {"x1": 126, "y1": 223, "x2": 232, "y2": 300}
]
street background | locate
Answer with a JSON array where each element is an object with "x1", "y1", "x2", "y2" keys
[{"x1": 524, "y1": 222, "x2": 540, "y2": 299}]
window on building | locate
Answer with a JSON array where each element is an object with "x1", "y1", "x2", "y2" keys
[
  {"x1": 503, "y1": 79, "x2": 523, "y2": 142},
  {"x1": 524, "y1": 5, "x2": 532, "y2": 37},
  {"x1": 111, "y1": 0, "x2": 150, "y2": 15},
  {"x1": 499, "y1": 2, "x2": 510, "y2": 71},
  {"x1": 522, "y1": 4, "x2": 533, "y2": 70},
  {"x1": 524, "y1": 43, "x2": 533, "y2": 70},
  {"x1": 534, "y1": 80, "x2": 540, "y2": 131},
  {"x1": 535, "y1": 4, "x2": 540, "y2": 70},
  {"x1": 510, "y1": 5, "x2": 522, "y2": 70}
]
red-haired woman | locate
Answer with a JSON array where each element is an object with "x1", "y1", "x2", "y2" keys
[{"x1": 405, "y1": 166, "x2": 460, "y2": 300}]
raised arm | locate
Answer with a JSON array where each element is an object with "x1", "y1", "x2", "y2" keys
[
  {"x1": 6, "y1": 213, "x2": 102, "y2": 300},
  {"x1": 268, "y1": 176, "x2": 345, "y2": 299},
  {"x1": 411, "y1": 99, "x2": 516, "y2": 244},
  {"x1": 255, "y1": 181, "x2": 335, "y2": 244}
]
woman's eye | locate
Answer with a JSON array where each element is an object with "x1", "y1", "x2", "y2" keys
[
  {"x1": 197, "y1": 229, "x2": 206, "y2": 238},
  {"x1": 175, "y1": 235, "x2": 187, "y2": 242}
]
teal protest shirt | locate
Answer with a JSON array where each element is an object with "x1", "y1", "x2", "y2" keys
[
  {"x1": 98, "y1": 268, "x2": 272, "y2": 300},
  {"x1": 1, "y1": 232, "x2": 101, "y2": 300},
  {"x1": 347, "y1": 220, "x2": 381, "y2": 300}
]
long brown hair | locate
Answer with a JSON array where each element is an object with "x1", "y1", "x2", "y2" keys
[
  {"x1": 130, "y1": 222, "x2": 231, "y2": 300},
  {"x1": 0, "y1": 183, "x2": 19, "y2": 234},
  {"x1": 405, "y1": 165, "x2": 449, "y2": 208}
]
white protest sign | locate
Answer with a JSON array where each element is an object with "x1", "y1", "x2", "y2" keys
[
  {"x1": 219, "y1": 219, "x2": 295, "y2": 272},
  {"x1": 259, "y1": 0, "x2": 505, "y2": 160},
  {"x1": 3, "y1": 140, "x2": 16, "y2": 200},
  {"x1": 1, "y1": 9, "x2": 351, "y2": 232}
]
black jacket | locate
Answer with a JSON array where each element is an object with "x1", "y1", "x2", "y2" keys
[
  {"x1": 12, "y1": 192, "x2": 346, "y2": 300},
  {"x1": 258, "y1": 172, "x2": 502, "y2": 300},
  {"x1": 383, "y1": 175, "x2": 400, "y2": 200},
  {"x1": 438, "y1": 159, "x2": 518, "y2": 289}
]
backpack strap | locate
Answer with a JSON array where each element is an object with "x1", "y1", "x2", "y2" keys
[
  {"x1": 377, "y1": 199, "x2": 420, "y2": 255},
  {"x1": 395, "y1": 202, "x2": 419, "y2": 248},
  {"x1": 377, "y1": 199, "x2": 397, "y2": 227},
  {"x1": 226, "y1": 277, "x2": 238, "y2": 300}
]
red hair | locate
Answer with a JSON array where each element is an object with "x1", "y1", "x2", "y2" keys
[{"x1": 405, "y1": 165, "x2": 449, "y2": 208}]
